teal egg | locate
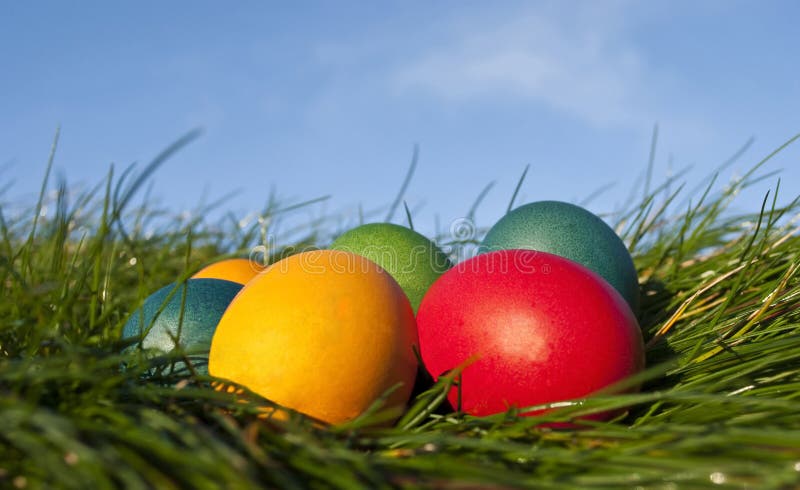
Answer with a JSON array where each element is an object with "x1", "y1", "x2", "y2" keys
[
  {"x1": 330, "y1": 223, "x2": 452, "y2": 312},
  {"x1": 479, "y1": 200, "x2": 639, "y2": 314},
  {"x1": 121, "y1": 278, "x2": 243, "y2": 374}
]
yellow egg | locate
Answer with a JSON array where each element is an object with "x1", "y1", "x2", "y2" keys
[
  {"x1": 208, "y1": 250, "x2": 418, "y2": 424},
  {"x1": 192, "y1": 258, "x2": 265, "y2": 285}
]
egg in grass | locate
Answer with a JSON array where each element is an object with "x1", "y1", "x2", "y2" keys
[{"x1": 208, "y1": 250, "x2": 419, "y2": 425}]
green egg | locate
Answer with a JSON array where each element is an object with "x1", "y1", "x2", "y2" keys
[
  {"x1": 479, "y1": 200, "x2": 640, "y2": 314},
  {"x1": 121, "y1": 278, "x2": 243, "y2": 374},
  {"x1": 330, "y1": 223, "x2": 452, "y2": 313}
]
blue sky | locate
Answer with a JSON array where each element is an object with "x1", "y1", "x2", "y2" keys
[{"x1": 2, "y1": 1, "x2": 799, "y2": 239}]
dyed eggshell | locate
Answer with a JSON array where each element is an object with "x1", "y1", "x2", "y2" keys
[
  {"x1": 192, "y1": 258, "x2": 265, "y2": 285},
  {"x1": 121, "y1": 278, "x2": 243, "y2": 374},
  {"x1": 416, "y1": 249, "x2": 644, "y2": 417},
  {"x1": 330, "y1": 223, "x2": 452, "y2": 312},
  {"x1": 479, "y1": 200, "x2": 640, "y2": 314},
  {"x1": 208, "y1": 250, "x2": 419, "y2": 425}
]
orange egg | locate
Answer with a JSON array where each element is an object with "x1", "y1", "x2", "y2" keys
[
  {"x1": 208, "y1": 250, "x2": 418, "y2": 425},
  {"x1": 192, "y1": 258, "x2": 265, "y2": 285}
]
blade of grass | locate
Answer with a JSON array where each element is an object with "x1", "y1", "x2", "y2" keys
[{"x1": 385, "y1": 144, "x2": 419, "y2": 222}]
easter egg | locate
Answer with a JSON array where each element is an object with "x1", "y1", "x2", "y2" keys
[
  {"x1": 121, "y1": 278, "x2": 243, "y2": 374},
  {"x1": 330, "y1": 223, "x2": 452, "y2": 312},
  {"x1": 479, "y1": 200, "x2": 640, "y2": 313},
  {"x1": 192, "y1": 258, "x2": 265, "y2": 285},
  {"x1": 208, "y1": 250, "x2": 419, "y2": 425},
  {"x1": 416, "y1": 249, "x2": 644, "y2": 417}
]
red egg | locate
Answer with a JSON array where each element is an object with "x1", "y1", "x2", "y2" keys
[{"x1": 416, "y1": 249, "x2": 644, "y2": 417}]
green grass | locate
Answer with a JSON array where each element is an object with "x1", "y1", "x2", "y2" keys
[{"x1": 2, "y1": 132, "x2": 800, "y2": 489}]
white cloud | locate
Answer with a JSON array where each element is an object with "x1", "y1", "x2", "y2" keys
[{"x1": 392, "y1": 2, "x2": 647, "y2": 127}]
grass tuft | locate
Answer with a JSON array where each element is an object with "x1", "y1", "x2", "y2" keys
[{"x1": 2, "y1": 134, "x2": 800, "y2": 488}]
